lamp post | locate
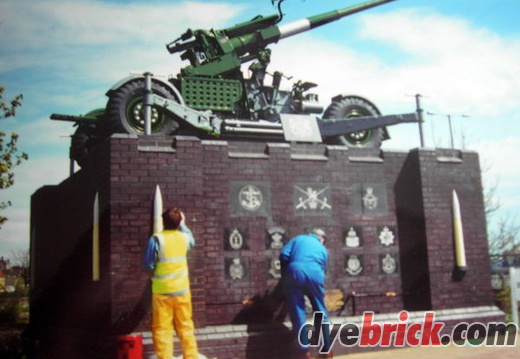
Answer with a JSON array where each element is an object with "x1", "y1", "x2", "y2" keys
[
  {"x1": 427, "y1": 112, "x2": 470, "y2": 149},
  {"x1": 415, "y1": 94, "x2": 425, "y2": 147}
]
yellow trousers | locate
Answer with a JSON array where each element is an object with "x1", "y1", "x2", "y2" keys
[{"x1": 152, "y1": 292, "x2": 199, "y2": 359}]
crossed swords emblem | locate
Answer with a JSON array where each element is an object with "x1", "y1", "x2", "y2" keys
[{"x1": 295, "y1": 185, "x2": 331, "y2": 210}]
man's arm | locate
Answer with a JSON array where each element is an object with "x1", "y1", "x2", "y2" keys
[
  {"x1": 279, "y1": 237, "x2": 294, "y2": 265},
  {"x1": 180, "y1": 224, "x2": 195, "y2": 251},
  {"x1": 144, "y1": 235, "x2": 159, "y2": 271},
  {"x1": 322, "y1": 249, "x2": 329, "y2": 272},
  {"x1": 180, "y1": 211, "x2": 195, "y2": 250}
]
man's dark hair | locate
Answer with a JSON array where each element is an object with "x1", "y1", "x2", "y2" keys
[{"x1": 163, "y1": 208, "x2": 182, "y2": 230}]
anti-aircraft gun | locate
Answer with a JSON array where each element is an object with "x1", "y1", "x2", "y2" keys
[{"x1": 51, "y1": 0, "x2": 417, "y2": 166}]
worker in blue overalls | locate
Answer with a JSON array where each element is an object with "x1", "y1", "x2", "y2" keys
[{"x1": 280, "y1": 228, "x2": 333, "y2": 359}]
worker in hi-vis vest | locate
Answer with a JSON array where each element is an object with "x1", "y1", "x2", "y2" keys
[{"x1": 144, "y1": 208, "x2": 198, "y2": 359}]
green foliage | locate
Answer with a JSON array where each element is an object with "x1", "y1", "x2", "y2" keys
[
  {"x1": 0, "y1": 297, "x2": 19, "y2": 324},
  {"x1": 0, "y1": 291, "x2": 29, "y2": 325},
  {"x1": 0, "y1": 282, "x2": 29, "y2": 358},
  {"x1": 0, "y1": 133, "x2": 28, "y2": 189},
  {"x1": 0, "y1": 86, "x2": 28, "y2": 228},
  {"x1": 0, "y1": 87, "x2": 23, "y2": 119}
]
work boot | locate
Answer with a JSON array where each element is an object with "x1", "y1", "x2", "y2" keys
[{"x1": 317, "y1": 351, "x2": 333, "y2": 358}]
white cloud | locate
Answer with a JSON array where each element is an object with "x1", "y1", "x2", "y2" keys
[
  {"x1": 357, "y1": 9, "x2": 520, "y2": 117},
  {"x1": 0, "y1": 0, "x2": 243, "y2": 72},
  {"x1": 1, "y1": 0, "x2": 242, "y2": 47},
  {"x1": 472, "y1": 137, "x2": 520, "y2": 177},
  {"x1": 0, "y1": 156, "x2": 71, "y2": 255},
  {"x1": 1, "y1": 156, "x2": 70, "y2": 201},
  {"x1": 470, "y1": 136, "x2": 520, "y2": 224},
  {"x1": 0, "y1": 207, "x2": 31, "y2": 258},
  {"x1": 11, "y1": 117, "x2": 75, "y2": 148}
]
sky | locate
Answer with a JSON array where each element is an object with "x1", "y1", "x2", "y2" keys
[{"x1": 0, "y1": 0, "x2": 519, "y2": 259}]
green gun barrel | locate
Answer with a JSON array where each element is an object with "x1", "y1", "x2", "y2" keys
[
  {"x1": 285, "y1": 0, "x2": 397, "y2": 37},
  {"x1": 179, "y1": 0, "x2": 397, "y2": 76},
  {"x1": 229, "y1": 0, "x2": 396, "y2": 52}
]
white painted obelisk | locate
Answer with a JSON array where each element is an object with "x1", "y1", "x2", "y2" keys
[
  {"x1": 154, "y1": 185, "x2": 164, "y2": 234},
  {"x1": 452, "y1": 190, "x2": 466, "y2": 270}
]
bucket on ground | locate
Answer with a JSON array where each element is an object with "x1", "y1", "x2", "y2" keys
[{"x1": 116, "y1": 335, "x2": 143, "y2": 359}]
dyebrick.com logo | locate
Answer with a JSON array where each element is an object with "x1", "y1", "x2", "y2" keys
[{"x1": 299, "y1": 311, "x2": 518, "y2": 354}]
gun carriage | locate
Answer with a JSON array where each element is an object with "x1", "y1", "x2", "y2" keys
[{"x1": 51, "y1": 0, "x2": 417, "y2": 166}]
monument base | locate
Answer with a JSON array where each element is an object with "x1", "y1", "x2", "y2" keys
[
  {"x1": 30, "y1": 135, "x2": 501, "y2": 359},
  {"x1": 139, "y1": 306, "x2": 505, "y2": 359}
]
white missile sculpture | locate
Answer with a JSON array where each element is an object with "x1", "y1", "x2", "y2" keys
[
  {"x1": 452, "y1": 190, "x2": 467, "y2": 271},
  {"x1": 154, "y1": 185, "x2": 164, "y2": 233}
]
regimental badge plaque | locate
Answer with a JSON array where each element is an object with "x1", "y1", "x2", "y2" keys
[
  {"x1": 224, "y1": 227, "x2": 248, "y2": 251},
  {"x1": 265, "y1": 226, "x2": 288, "y2": 250},
  {"x1": 380, "y1": 253, "x2": 398, "y2": 275},
  {"x1": 267, "y1": 258, "x2": 282, "y2": 279},
  {"x1": 344, "y1": 226, "x2": 363, "y2": 248},
  {"x1": 345, "y1": 254, "x2": 364, "y2": 276},
  {"x1": 294, "y1": 183, "x2": 332, "y2": 216},
  {"x1": 377, "y1": 226, "x2": 397, "y2": 247},
  {"x1": 230, "y1": 181, "x2": 272, "y2": 217},
  {"x1": 225, "y1": 257, "x2": 249, "y2": 281},
  {"x1": 351, "y1": 184, "x2": 389, "y2": 215}
]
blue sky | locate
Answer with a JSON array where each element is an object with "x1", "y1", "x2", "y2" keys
[{"x1": 1, "y1": 0, "x2": 519, "y2": 257}]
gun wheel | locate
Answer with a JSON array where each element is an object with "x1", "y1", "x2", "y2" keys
[
  {"x1": 68, "y1": 108, "x2": 105, "y2": 167},
  {"x1": 322, "y1": 96, "x2": 384, "y2": 148},
  {"x1": 70, "y1": 125, "x2": 96, "y2": 167},
  {"x1": 105, "y1": 79, "x2": 180, "y2": 136}
]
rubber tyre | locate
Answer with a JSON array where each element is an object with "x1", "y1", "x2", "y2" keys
[
  {"x1": 322, "y1": 96, "x2": 383, "y2": 148},
  {"x1": 104, "y1": 79, "x2": 180, "y2": 136}
]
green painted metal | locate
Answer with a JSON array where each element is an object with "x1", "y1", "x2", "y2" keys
[
  {"x1": 180, "y1": 77, "x2": 243, "y2": 112},
  {"x1": 308, "y1": 0, "x2": 395, "y2": 28},
  {"x1": 167, "y1": 0, "x2": 396, "y2": 78},
  {"x1": 51, "y1": 0, "x2": 408, "y2": 165}
]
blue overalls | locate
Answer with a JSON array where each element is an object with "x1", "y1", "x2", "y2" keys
[{"x1": 280, "y1": 233, "x2": 332, "y2": 352}]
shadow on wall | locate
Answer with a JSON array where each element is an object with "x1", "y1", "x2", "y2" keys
[
  {"x1": 112, "y1": 279, "x2": 152, "y2": 335},
  {"x1": 29, "y1": 228, "x2": 114, "y2": 359},
  {"x1": 232, "y1": 282, "x2": 294, "y2": 359}
]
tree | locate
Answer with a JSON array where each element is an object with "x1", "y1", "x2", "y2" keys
[
  {"x1": 0, "y1": 86, "x2": 28, "y2": 228},
  {"x1": 482, "y1": 165, "x2": 520, "y2": 256},
  {"x1": 9, "y1": 249, "x2": 30, "y2": 288},
  {"x1": 488, "y1": 216, "x2": 520, "y2": 256}
]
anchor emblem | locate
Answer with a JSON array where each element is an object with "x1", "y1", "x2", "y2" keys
[{"x1": 239, "y1": 185, "x2": 263, "y2": 212}]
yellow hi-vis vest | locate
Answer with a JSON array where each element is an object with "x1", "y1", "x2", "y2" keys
[{"x1": 152, "y1": 230, "x2": 190, "y2": 295}]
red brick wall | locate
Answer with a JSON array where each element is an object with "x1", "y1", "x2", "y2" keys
[
  {"x1": 103, "y1": 136, "x2": 494, "y2": 327},
  {"x1": 30, "y1": 135, "x2": 496, "y2": 357},
  {"x1": 418, "y1": 149, "x2": 493, "y2": 309}
]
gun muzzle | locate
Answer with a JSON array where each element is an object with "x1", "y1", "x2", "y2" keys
[
  {"x1": 278, "y1": 0, "x2": 396, "y2": 39},
  {"x1": 166, "y1": 29, "x2": 195, "y2": 54}
]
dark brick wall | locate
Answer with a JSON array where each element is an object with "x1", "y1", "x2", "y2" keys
[
  {"x1": 30, "y1": 140, "x2": 112, "y2": 357},
  {"x1": 395, "y1": 150, "x2": 432, "y2": 311},
  {"x1": 418, "y1": 149, "x2": 494, "y2": 309},
  {"x1": 30, "y1": 135, "x2": 496, "y2": 358}
]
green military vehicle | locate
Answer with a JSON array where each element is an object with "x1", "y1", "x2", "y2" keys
[{"x1": 52, "y1": 0, "x2": 416, "y2": 166}]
